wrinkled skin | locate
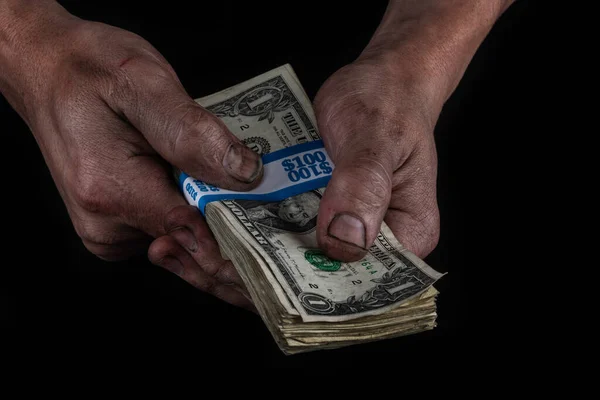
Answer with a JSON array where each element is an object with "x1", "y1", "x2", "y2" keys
[
  {"x1": 1, "y1": 3, "x2": 262, "y2": 309},
  {"x1": 0, "y1": 0, "x2": 514, "y2": 311},
  {"x1": 312, "y1": 59, "x2": 441, "y2": 262}
]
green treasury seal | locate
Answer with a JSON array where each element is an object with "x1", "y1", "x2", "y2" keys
[{"x1": 304, "y1": 248, "x2": 341, "y2": 271}]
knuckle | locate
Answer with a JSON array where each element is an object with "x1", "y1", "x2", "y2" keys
[
  {"x1": 74, "y1": 218, "x2": 113, "y2": 246},
  {"x1": 336, "y1": 155, "x2": 391, "y2": 210},
  {"x1": 76, "y1": 218, "x2": 143, "y2": 261},
  {"x1": 115, "y1": 53, "x2": 166, "y2": 85},
  {"x1": 79, "y1": 230, "x2": 118, "y2": 259},
  {"x1": 147, "y1": 236, "x2": 175, "y2": 264},
  {"x1": 320, "y1": 99, "x2": 414, "y2": 169},
  {"x1": 147, "y1": 241, "x2": 173, "y2": 267},
  {"x1": 205, "y1": 261, "x2": 228, "y2": 280},
  {"x1": 164, "y1": 205, "x2": 200, "y2": 232},
  {"x1": 108, "y1": 53, "x2": 174, "y2": 107},
  {"x1": 74, "y1": 221, "x2": 97, "y2": 244},
  {"x1": 195, "y1": 276, "x2": 217, "y2": 295},
  {"x1": 72, "y1": 172, "x2": 115, "y2": 214},
  {"x1": 117, "y1": 53, "x2": 154, "y2": 73},
  {"x1": 172, "y1": 107, "x2": 228, "y2": 162},
  {"x1": 186, "y1": 110, "x2": 225, "y2": 141}
]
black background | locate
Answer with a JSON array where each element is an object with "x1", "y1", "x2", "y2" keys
[{"x1": 1, "y1": 1, "x2": 543, "y2": 366}]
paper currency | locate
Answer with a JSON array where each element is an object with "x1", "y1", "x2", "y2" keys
[{"x1": 179, "y1": 64, "x2": 444, "y2": 354}]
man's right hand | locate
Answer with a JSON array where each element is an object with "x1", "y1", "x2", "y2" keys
[{"x1": 0, "y1": 1, "x2": 260, "y2": 309}]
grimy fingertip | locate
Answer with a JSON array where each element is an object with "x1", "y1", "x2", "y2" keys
[{"x1": 222, "y1": 143, "x2": 263, "y2": 183}]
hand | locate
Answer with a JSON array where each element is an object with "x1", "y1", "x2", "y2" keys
[
  {"x1": 313, "y1": 0, "x2": 515, "y2": 262},
  {"x1": 0, "y1": 1, "x2": 261, "y2": 307},
  {"x1": 313, "y1": 59, "x2": 440, "y2": 262},
  {"x1": 148, "y1": 205, "x2": 256, "y2": 311}
]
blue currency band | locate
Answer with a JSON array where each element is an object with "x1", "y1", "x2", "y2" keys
[{"x1": 178, "y1": 140, "x2": 333, "y2": 215}]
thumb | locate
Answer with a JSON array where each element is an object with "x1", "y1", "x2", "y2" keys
[
  {"x1": 108, "y1": 58, "x2": 263, "y2": 191},
  {"x1": 316, "y1": 144, "x2": 394, "y2": 262}
]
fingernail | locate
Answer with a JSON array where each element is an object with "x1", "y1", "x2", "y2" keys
[
  {"x1": 168, "y1": 227, "x2": 198, "y2": 253},
  {"x1": 328, "y1": 213, "x2": 366, "y2": 248},
  {"x1": 158, "y1": 256, "x2": 184, "y2": 276},
  {"x1": 223, "y1": 143, "x2": 263, "y2": 183}
]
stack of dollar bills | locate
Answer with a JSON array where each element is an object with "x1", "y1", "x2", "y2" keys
[{"x1": 179, "y1": 64, "x2": 444, "y2": 355}]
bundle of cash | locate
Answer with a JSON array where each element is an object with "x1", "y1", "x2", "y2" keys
[{"x1": 179, "y1": 64, "x2": 444, "y2": 354}]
